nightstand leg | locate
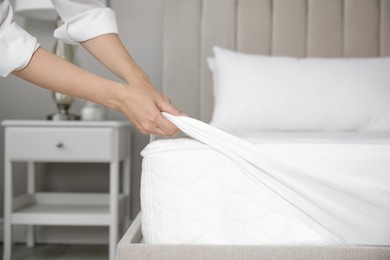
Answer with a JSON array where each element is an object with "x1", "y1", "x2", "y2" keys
[
  {"x1": 26, "y1": 161, "x2": 35, "y2": 248},
  {"x1": 4, "y1": 160, "x2": 12, "y2": 260},
  {"x1": 109, "y1": 161, "x2": 119, "y2": 260},
  {"x1": 123, "y1": 157, "x2": 131, "y2": 229}
]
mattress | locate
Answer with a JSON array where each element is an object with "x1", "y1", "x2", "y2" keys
[{"x1": 140, "y1": 128, "x2": 390, "y2": 245}]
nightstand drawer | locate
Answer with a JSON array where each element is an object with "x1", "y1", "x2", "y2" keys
[{"x1": 6, "y1": 127, "x2": 113, "y2": 161}]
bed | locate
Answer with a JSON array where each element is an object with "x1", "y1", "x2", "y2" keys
[{"x1": 117, "y1": 0, "x2": 390, "y2": 259}]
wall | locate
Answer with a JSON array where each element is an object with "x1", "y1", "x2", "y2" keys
[{"x1": 0, "y1": 0, "x2": 164, "y2": 226}]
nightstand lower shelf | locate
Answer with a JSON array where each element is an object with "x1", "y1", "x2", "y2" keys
[{"x1": 12, "y1": 193, "x2": 128, "y2": 226}]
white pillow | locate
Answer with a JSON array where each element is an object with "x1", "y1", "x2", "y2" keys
[{"x1": 210, "y1": 46, "x2": 390, "y2": 131}]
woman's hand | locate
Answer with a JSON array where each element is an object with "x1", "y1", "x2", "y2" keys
[
  {"x1": 81, "y1": 34, "x2": 185, "y2": 136},
  {"x1": 114, "y1": 81, "x2": 183, "y2": 136}
]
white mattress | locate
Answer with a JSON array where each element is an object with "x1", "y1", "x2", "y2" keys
[{"x1": 140, "y1": 131, "x2": 390, "y2": 245}]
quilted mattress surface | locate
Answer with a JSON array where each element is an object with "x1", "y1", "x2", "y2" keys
[{"x1": 140, "y1": 131, "x2": 390, "y2": 245}]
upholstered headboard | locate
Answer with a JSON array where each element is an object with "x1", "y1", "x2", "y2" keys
[{"x1": 163, "y1": 0, "x2": 390, "y2": 122}]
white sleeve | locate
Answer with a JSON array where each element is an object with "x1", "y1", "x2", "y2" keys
[
  {"x1": 0, "y1": 0, "x2": 40, "y2": 77},
  {"x1": 51, "y1": 0, "x2": 118, "y2": 45}
]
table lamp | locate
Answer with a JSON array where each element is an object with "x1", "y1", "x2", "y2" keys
[{"x1": 14, "y1": 0, "x2": 80, "y2": 121}]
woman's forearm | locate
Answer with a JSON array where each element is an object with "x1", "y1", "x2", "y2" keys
[
  {"x1": 12, "y1": 47, "x2": 125, "y2": 111},
  {"x1": 81, "y1": 33, "x2": 147, "y2": 85}
]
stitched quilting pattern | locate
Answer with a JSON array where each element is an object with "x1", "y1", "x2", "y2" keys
[{"x1": 141, "y1": 139, "x2": 324, "y2": 244}]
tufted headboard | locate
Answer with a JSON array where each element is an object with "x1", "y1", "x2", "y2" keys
[{"x1": 163, "y1": 0, "x2": 390, "y2": 122}]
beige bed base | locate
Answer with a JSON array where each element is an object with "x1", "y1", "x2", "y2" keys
[{"x1": 117, "y1": 213, "x2": 390, "y2": 260}]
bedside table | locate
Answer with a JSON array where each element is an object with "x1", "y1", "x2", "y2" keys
[{"x1": 2, "y1": 120, "x2": 131, "y2": 260}]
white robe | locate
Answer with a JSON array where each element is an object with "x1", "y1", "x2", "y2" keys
[{"x1": 0, "y1": 0, "x2": 117, "y2": 77}]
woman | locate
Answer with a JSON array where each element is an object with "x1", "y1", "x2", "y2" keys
[{"x1": 0, "y1": 0, "x2": 183, "y2": 136}]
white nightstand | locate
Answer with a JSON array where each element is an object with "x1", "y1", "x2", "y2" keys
[{"x1": 2, "y1": 120, "x2": 132, "y2": 260}]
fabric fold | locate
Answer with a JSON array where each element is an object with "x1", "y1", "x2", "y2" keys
[
  {"x1": 0, "y1": 22, "x2": 39, "y2": 77},
  {"x1": 162, "y1": 112, "x2": 390, "y2": 246},
  {"x1": 54, "y1": 7, "x2": 118, "y2": 45}
]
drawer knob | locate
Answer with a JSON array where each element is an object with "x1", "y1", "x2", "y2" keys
[{"x1": 56, "y1": 142, "x2": 64, "y2": 148}]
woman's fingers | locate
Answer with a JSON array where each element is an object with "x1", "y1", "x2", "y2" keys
[
  {"x1": 143, "y1": 124, "x2": 170, "y2": 137},
  {"x1": 117, "y1": 83, "x2": 185, "y2": 136},
  {"x1": 157, "y1": 97, "x2": 188, "y2": 117},
  {"x1": 154, "y1": 113, "x2": 179, "y2": 136},
  {"x1": 135, "y1": 112, "x2": 178, "y2": 137}
]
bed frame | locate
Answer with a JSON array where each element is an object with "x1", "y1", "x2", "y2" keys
[
  {"x1": 117, "y1": 0, "x2": 390, "y2": 259},
  {"x1": 117, "y1": 213, "x2": 390, "y2": 260}
]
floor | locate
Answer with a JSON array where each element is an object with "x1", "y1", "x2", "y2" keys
[{"x1": 0, "y1": 244, "x2": 109, "y2": 260}]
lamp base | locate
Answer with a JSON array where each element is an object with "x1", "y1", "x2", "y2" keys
[{"x1": 47, "y1": 113, "x2": 80, "y2": 121}]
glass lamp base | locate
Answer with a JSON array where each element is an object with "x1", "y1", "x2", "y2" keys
[{"x1": 47, "y1": 113, "x2": 80, "y2": 121}]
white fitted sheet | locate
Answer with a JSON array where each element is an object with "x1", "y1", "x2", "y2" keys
[{"x1": 141, "y1": 120, "x2": 390, "y2": 245}]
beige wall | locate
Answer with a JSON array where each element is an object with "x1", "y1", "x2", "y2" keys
[{"x1": 0, "y1": 0, "x2": 164, "y2": 219}]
